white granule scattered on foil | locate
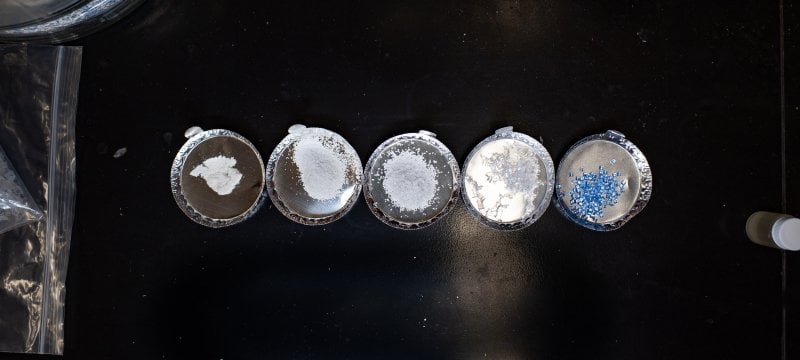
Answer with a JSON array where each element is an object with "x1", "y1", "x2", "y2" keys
[{"x1": 382, "y1": 150, "x2": 438, "y2": 212}]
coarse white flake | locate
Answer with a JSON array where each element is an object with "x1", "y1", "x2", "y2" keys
[{"x1": 190, "y1": 155, "x2": 242, "y2": 195}]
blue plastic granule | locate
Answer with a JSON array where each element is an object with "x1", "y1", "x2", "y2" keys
[{"x1": 568, "y1": 165, "x2": 625, "y2": 222}]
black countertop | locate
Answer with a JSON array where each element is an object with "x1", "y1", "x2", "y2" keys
[{"x1": 5, "y1": 0, "x2": 799, "y2": 359}]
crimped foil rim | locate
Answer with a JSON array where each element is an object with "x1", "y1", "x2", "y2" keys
[
  {"x1": 265, "y1": 125, "x2": 363, "y2": 226},
  {"x1": 553, "y1": 130, "x2": 653, "y2": 231},
  {"x1": 460, "y1": 127, "x2": 555, "y2": 231},
  {"x1": 170, "y1": 128, "x2": 267, "y2": 228}
]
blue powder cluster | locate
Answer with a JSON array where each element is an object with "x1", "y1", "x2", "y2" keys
[{"x1": 568, "y1": 165, "x2": 625, "y2": 222}]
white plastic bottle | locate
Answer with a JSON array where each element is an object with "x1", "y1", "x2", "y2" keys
[{"x1": 746, "y1": 211, "x2": 800, "y2": 251}]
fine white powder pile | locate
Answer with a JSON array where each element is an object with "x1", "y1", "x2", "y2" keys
[
  {"x1": 464, "y1": 139, "x2": 541, "y2": 222},
  {"x1": 382, "y1": 150, "x2": 438, "y2": 212},
  {"x1": 294, "y1": 136, "x2": 347, "y2": 201},
  {"x1": 190, "y1": 155, "x2": 243, "y2": 196}
]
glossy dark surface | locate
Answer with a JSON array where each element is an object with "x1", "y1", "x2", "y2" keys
[
  {"x1": 785, "y1": 1, "x2": 799, "y2": 359},
  {"x1": 2, "y1": 0, "x2": 796, "y2": 359}
]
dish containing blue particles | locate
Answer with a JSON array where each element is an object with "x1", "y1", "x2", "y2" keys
[
  {"x1": 266, "y1": 124, "x2": 363, "y2": 225},
  {"x1": 364, "y1": 130, "x2": 460, "y2": 230},
  {"x1": 554, "y1": 130, "x2": 652, "y2": 231},
  {"x1": 461, "y1": 127, "x2": 555, "y2": 230}
]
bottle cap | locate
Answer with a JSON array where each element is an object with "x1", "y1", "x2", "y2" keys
[
  {"x1": 170, "y1": 127, "x2": 266, "y2": 227},
  {"x1": 773, "y1": 217, "x2": 800, "y2": 251},
  {"x1": 363, "y1": 130, "x2": 460, "y2": 230},
  {"x1": 461, "y1": 127, "x2": 555, "y2": 230},
  {"x1": 266, "y1": 125, "x2": 363, "y2": 225},
  {"x1": 554, "y1": 130, "x2": 652, "y2": 231}
]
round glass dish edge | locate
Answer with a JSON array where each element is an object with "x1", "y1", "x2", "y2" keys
[
  {"x1": 265, "y1": 126, "x2": 364, "y2": 226},
  {"x1": 0, "y1": 0, "x2": 146, "y2": 43},
  {"x1": 170, "y1": 128, "x2": 267, "y2": 228},
  {"x1": 552, "y1": 130, "x2": 653, "y2": 231},
  {"x1": 459, "y1": 127, "x2": 556, "y2": 231},
  {"x1": 363, "y1": 131, "x2": 461, "y2": 230}
]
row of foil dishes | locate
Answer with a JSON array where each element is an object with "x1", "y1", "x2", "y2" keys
[{"x1": 171, "y1": 125, "x2": 652, "y2": 231}]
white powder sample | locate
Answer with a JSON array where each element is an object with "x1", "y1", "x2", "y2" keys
[
  {"x1": 113, "y1": 147, "x2": 127, "y2": 158},
  {"x1": 190, "y1": 155, "x2": 243, "y2": 196},
  {"x1": 294, "y1": 136, "x2": 347, "y2": 201},
  {"x1": 382, "y1": 150, "x2": 438, "y2": 212},
  {"x1": 464, "y1": 139, "x2": 541, "y2": 223}
]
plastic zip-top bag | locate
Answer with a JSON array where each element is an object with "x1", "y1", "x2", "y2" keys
[
  {"x1": 0, "y1": 145, "x2": 42, "y2": 234},
  {"x1": 0, "y1": 45, "x2": 81, "y2": 355}
]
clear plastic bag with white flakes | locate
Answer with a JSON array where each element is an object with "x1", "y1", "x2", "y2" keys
[
  {"x1": 0, "y1": 145, "x2": 42, "y2": 234},
  {"x1": 0, "y1": 44, "x2": 80, "y2": 355}
]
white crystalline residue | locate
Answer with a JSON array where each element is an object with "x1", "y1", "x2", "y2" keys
[
  {"x1": 294, "y1": 136, "x2": 347, "y2": 201},
  {"x1": 0, "y1": 150, "x2": 41, "y2": 229},
  {"x1": 382, "y1": 150, "x2": 438, "y2": 212},
  {"x1": 464, "y1": 139, "x2": 541, "y2": 223},
  {"x1": 113, "y1": 147, "x2": 127, "y2": 158},
  {"x1": 190, "y1": 155, "x2": 243, "y2": 196}
]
